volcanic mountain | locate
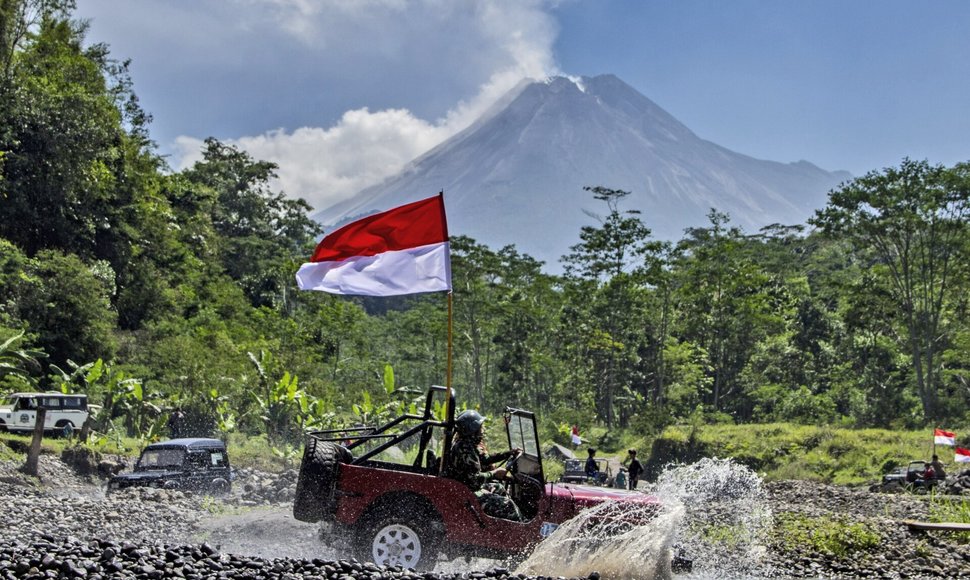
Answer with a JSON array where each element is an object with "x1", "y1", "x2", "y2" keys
[{"x1": 313, "y1": 74, "x2": 850, "y2": 268}]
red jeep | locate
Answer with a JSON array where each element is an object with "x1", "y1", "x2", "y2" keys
[{"x1": 293, "y1": 386, "x2": 659, "y2": 569}]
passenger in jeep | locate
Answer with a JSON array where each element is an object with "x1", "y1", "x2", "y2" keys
[{"x1": 446, "y1": 410, "x2": 523, "y2": 521}]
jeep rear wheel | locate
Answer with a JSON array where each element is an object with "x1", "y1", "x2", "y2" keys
[
  {"x1": 211, "y1": 478, "x2": 230, "y2": 495},
  {"x1": 355, "y1": 512, "x2": 439, "y2": 570},
  {"x1": 293, "y1": 441, "x2": 341, "y2": 522}
]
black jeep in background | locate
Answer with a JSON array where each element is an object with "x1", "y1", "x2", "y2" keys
[{"x1": 108, "y1": 438, "x2": 233, "y2": 494}]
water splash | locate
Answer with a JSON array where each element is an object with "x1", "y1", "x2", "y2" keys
[
  {"x1": 656, "y1": 458, "x2": 773, "y2": 579},
  {"x1": 517, "y1": 499, "x2": 682, "y2": 580},
  {"x1": 515, "y1": 458, "x2": 772, "y2": 580}
]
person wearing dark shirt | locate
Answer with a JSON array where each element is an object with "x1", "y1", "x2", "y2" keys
[
  {"x1": 585, "y1": 447, "x2": 598, "y2": 479},
  {"x1": 624, "y1": 449, "x2": 644, "y2": 490},
  {"x1": 929, "y1": 454, "x2": 947, "y2": 480}
]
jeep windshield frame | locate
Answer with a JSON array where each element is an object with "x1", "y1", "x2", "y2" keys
[
  {"x1": 136, "y1": 447, "x2": 186, "y2": 470},
  {"x1": 504, "y1": 407, "x2": 544, "y2": 483}
]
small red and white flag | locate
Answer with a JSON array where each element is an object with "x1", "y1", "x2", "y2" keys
[
  {"x1": 934, "y1": 429, "x2": 956, "y2": 446},
  {"x1": 296, "y1": 195, "x2": 451, "y2": 296},
  {"x1": 955, "y1": 447, "x2": 970, "y2": 463},
  {"x1": 571, "y1": 425, "x2": 582, "y2": 446}
]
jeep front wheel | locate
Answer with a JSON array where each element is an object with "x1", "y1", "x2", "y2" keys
[{"x1": 355, "y1": 513, "x2": 439, "y2": 570}]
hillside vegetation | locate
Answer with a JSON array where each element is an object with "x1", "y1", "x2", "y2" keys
[{"x1": 645, "y1": 424, "x2": 935, "y2": 485}]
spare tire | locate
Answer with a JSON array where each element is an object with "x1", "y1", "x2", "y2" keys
[{"x1": 293, "y1": 440, "x2": 343, "y2": 523}]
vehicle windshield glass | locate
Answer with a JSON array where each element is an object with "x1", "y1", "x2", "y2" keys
[
  {"x1": 137, "y1": 448, "x2": 185, "y2": 469},
  {"x1": 14, "y1": 397, "x2": 37, "y2": 410},
  {"x1": 507, "y1": 413, "x2": 539, "y2": 457}
]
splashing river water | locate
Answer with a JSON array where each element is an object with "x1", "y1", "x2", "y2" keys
[{"x1": 516, "y1": 458, "x2": 772, "y2": 580}]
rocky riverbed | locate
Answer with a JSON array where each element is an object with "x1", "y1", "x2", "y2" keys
[{"x1": 0, "y1": 453, "x2": 968, "y2": 579}]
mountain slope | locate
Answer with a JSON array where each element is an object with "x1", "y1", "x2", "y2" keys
[{"x1": 314, "y1": 74, "x2": 850, "y2": 268}]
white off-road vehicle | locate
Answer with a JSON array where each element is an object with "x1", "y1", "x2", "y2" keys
[{"x1": 0, "y1": 392, "x2": 94, "y2": 437}]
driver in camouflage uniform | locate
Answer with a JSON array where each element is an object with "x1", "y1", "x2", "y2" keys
[{"x1": 446, "y1": 410, "x2": 523, "y2": 521}]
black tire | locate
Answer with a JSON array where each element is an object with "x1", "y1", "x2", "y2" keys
[
  {"x1": 354, "y1": 508, "x2": 440, "y2": 570},
  {"x1": 293, "y1": 441, "x2": 342, "y2": 523},
  {"x1": 210, "y1": 478, "x2": 231, "y2": 495},
  {"x1": 881, "y1": 480, "x2": 904, "y2": 494}
]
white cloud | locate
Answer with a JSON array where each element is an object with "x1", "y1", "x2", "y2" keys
[{"x1": 172, "y1": 0, "x2": 561, "y2": 212}]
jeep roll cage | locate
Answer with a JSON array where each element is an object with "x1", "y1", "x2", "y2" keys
[
  {"x1": 301, "y1": 385, "x2": 543, "y2": 483},
  {"x1": 304, "y1": 385, "x2": 456, "y2": 474}
]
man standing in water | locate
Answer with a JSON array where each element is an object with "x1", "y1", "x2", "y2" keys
[
  {"x1": 446, "y1": 410, "x2": 523, "y2": 521},
  {"x1": 624, "y1": 449, "x2": 644, "y2": 490}
]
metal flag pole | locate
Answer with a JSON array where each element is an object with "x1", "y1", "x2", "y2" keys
[
  {"x1": 447, "y1": 290, "x2": 454, "y2": 403},
  {"x1": 441, "y1": 190, "x2": 455, "y2": 473}
]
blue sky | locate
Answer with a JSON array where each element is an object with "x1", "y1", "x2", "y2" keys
[{"x1": 75, "y1": 0, "x2": 970, "y2": 212}]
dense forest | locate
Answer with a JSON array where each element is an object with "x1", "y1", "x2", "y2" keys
[{"x1": 2, "y1": 1, "x2": 970, "y2": 454}]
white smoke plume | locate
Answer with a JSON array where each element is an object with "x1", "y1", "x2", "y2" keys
[{"x1": 174, "y1": 0, "x2": 561, "y2": 212}]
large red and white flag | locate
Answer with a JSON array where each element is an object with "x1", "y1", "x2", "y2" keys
[
  {"x1": 296, "y1": 195, "x2": 451, "y2": 296},
  {"x1": 955, "y1": 447, "x2": 970, "y2": 463},
  {"x1": 934, "y1": 429, "x2": 956, "y2": 446}
]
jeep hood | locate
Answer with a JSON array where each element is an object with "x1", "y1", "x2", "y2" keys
[{"x1": 547, "y1": 482, "x2": 660, "y2": 509}]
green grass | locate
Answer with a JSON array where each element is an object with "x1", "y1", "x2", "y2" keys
[
  {"x1": 650, "y1": 423, "x2": 938, "y2": 484},
  {"x1": 225, "y1": 433, "x2": 297, "y2": 472},
  {"x1": 775, "y1": 513, "x2": 881, "y2": 557},
  {"x1": 543, "y1": 459, "x2": 564, "y2": 482},
  {"x1": 928, "y1": 493, "x2": 970, "y2": 543},
  {"x1": 693, "y1": 522, "x2": 756, "y2": 548}
]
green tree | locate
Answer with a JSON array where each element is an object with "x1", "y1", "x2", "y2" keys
[
  {"x1": 4, "y1": 249, "x2": 117, "y2": 368},
  {"x1": 561, "y1": 187, "x2": 655, "y2": 428},
  {"x1": 0, "y1": 12, "x2": 125, "y2": 257},
  {"x1": 811, "y1": 159, "x2": 970, "y2": 421},
  {"x1": 180, "y1": 138, "x2": 321, "y2": 308},
  {"x1": 672, "y1": 210, "x2": 785, "y2": 418}
]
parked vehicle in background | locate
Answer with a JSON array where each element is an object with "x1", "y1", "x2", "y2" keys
[
  {"x1": 0, "y1": 392, "x2": 95, "y2": 437},
  {"x1": 293, "y1": 386, "x2": 660, "y2": 570},
  {"x1": 560, "y1": 457, "x2": 613, "y2": 486},
  {"x1": 107, "y1": 438, "x2": 234, "y2": 494},
  {"x1": 871, "y1": 460, "x2": 943, "y2": 494}
]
